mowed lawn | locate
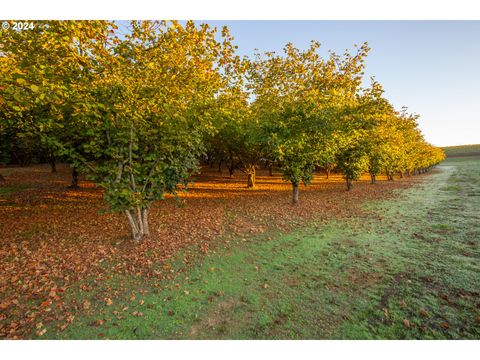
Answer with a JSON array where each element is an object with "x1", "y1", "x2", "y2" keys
[{"x1": 1, "y1": 158, "x2": 479, "y2": 339}]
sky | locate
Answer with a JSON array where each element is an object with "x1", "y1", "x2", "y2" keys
[{"x1": 196, "y1": 21, "x2": 480, "y2": 147}]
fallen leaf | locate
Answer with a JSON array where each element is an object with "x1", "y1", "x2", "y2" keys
[
  {"x1": 0, "y1": 302, "x2": 10, "y2": 310},
  {"x1": 36, "y1": 328, "x2": 47, "y2": 336},
  {"x1": 419, "y1": 309, "x2": 429, "y2": 317},
  {"x1": 40, "y1": 301, "x2": 51, "y2": 308}
]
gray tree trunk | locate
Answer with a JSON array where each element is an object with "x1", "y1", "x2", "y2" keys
[
  {"x1": 142, "y1": 208, "x2": 150, "y2": 236},
  {"x1": 125, "y1": 206, "x2": 150, "y2": 241}
]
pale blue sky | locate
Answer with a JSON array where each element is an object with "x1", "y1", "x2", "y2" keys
[{"x1": 196, "y1": 20, "x2": 480, "y2": 147}]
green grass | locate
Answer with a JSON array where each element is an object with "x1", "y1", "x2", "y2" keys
[
  {"x1": 40, "y1": 156, "x2": 480, "y2": 339},
  {"x1": 442, "y1": 144, "x2": 480, "y2": 157}
]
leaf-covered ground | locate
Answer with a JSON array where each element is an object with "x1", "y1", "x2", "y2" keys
[{"x1": 0, "y1": 162, "x2": 463, "y2": 339}]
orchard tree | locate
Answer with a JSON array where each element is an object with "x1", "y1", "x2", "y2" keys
[
  {"x1": 271, "y1": 123, "x2": 318, "y2": 204},
  {"x1": 68, "y1": 21, "x2": 236, "y2": 241},
  {"x1": 207, "y1": 56, "x2": 265, "y2": 186},
  {"x1": 335, "y1": 128, "x2": 369, "y2": 191},
  {"x1": 357, "y1": 80, "x2": 397, "y2": 184},
  {"x1": 380, "y1": 109, "x2": 421, "y2": 179},
  {"x1": 249, "y1": 42, "x2": 369, "y2": 203},
  {"x1": 248, "y1": 45, "x2": 315, "y2": 204},
  {"x1": 317, "y1": 136, "x2": 338, "y2": 179},
  {"x1": 232, "y1": 117, "x2": 266, "y2": 188},
  {"x1": 323, "y1": 44, "x2": 372, "y2": 191}
]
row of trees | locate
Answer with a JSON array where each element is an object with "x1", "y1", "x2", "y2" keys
[{"x1": 0, "y1": 21, "x2": 444, "y2": 240}]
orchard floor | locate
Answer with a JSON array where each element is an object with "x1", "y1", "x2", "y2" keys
[{"x1": 0, "y1": 158, "x2": 479, "y2": 339}]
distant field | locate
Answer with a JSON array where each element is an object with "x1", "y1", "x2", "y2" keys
[{"x1": 442, "y1": 144, "x2": 480, "y2": 157}]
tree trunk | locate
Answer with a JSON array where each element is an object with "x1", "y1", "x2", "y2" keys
[
  {"x1": 125, "y1": 206, "x2": 150, "y2": 241},
  {"x1": 292, "y1": 181, "x2": 299, "y2": 205},
  {"x1": 370, "y1": 173, "x2": 376, "y2": 184},
  {"x1": 247, "y1": 167, "x2": 256, "y2": 188},
  {"x1": 326, "y1": 168, "x2": 330, "y2": 180},
  {"x1": 142, "y1": 208, "x2": 150, "y2": 236},
  {"x1": 0, "y1": 174, "x2": 5, "y2": 183},
  {"x1": 228, "y1": 166, "x2": 235, "y2": 178},
  {"x1": 50, "y1": 158, "x2": 57, "y2": 173},
  {"x1": 227, "y1": 151, "x2": 235, "y2": 178},
  {"x1": 125, "y1": 210, "x2": 140, "y2": 241},
  {"x1": 136, "y1": 207, "x2": 144, "y2": 235},
  {"x1": 269, "y1": 164, "x2": 273, "y2": 176},
  {"x1": 346, "y1": 177, "x2": 353, "y2": 191},
  {"x1": 218, "y1": 158, "x2": 223, "y2": 172},
  {"x1": 399, "y1": 172, "x2": 404, "y2": 179},
  {"x1": 69, "y1": 168, "x2": 79, "y2": 189}
]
